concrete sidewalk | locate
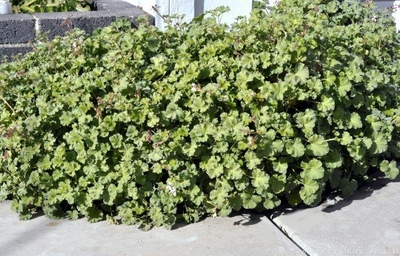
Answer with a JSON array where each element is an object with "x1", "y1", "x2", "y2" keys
[
  {"x1": 0, "y1": 201, "x2": 304, "y2": 256},
  {"x1": 271, "y1": 173, "x2": 400, "y2": 256},
  {"x1": 1, "y1": 172, "x2": 399, "y2": 256}
]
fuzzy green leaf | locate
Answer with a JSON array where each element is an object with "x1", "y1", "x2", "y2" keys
[
  {"x1": 324, "y1": 151, "x2": 343, "y2": 169},
  {"x1": 245, "y1": 151, "x2": 262, "y2": 170},
  {"x1": 380, "y1": 160, "x2": 399, "y2": 180},
  {"x1": 200, "y1": 156, "x2": 224, "y2": 179},
  {"x1": 299, "y1": 180, "x2": 321, "y2": 205},
  {"x1": 210, "y1": 188, "x2": 228, "y2": 208},
  {"x1": 270, "y1": 174, "x2": 286, "y2": 194},
  {"x1": 340, "y1": 179, "x2": 358, "y2": 198},
  {"x1": 251, "y1": 169, "x2": 270, "y2": 190},
  {"x1": 273, "y1": 158, "x2": 289, "y2": 174},
  {"x1": 307, "y1": 135, "x2": 329, "y2": 157},
  {"x1": 300, "y1": 159, "x2": 325, "y2": 180},
  {"x1": 349, "y1": 112, "x2": 363, "y2": 129},
  {"x1": 286, "y1": 138, "x2": 305, "y2": 158},
  {"x1": 338, "y1": 77, "x2": 352, "y2": 96},
  {"x1": 318, "y1": 95, "x2": 335, "y2": 113},
  {"x1": 294, "y1": 63, "x2": 309, "y2": 84},
  {"x1": 371, "y1": 133, "x2": 388, "y2": 154},
  {"x1": 340, "y1": 131, "x2": 353, "y2": 145},
  {"x1": 295, "y1": 109, "x2": 316, "y2": 134},
  {"x1": 241, "y1": 189, "x2": 262, "y2": 209}
]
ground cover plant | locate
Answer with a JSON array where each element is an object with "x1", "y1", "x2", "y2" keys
[{"x1": 0, "y1": 0, "x2": 399, "y2": 229}]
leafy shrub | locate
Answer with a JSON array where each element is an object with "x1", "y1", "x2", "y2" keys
[
  {"x1": 1, "y1": 0, "x2": 399, "y2": 229},
  {"x1": 11, "y1": 0, "x2": 92, "y2": 13}
]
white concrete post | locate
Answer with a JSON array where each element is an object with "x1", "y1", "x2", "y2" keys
[
  {"x1": 155, "y1": 0, "x2": 195, "y2": 30},
  {"x1": 395, "y1": 1, "x2": 400, "y2": 31},
  {"x1": 0, "y1": 0, "x2": 12, "y2": 15},
  {"x1": 124, "y1": 0, "x2": 157, "y2": 16},
  {"x1": 195, "y1": 0, "x2": 253, "y2": 25},
  {"x1": 154, "y1": 0, "x2": 253, "y2": 30}
]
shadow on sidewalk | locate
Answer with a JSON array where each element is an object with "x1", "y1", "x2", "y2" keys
[
  {"x1": 267, "y1": 170, "x2": 400, "y2": 219},
  {"x1": 172, "y1": 210, "x2": 264, "y2": 230},
  {"x1": 321, "y1": 171, "x2": 400, "y2": 213}
]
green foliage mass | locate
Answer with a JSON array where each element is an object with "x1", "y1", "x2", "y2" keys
[
  {"x1": 11, "y1": 0, "x2": 92, "y2": 13},
  {"x1": 1, "y1": 0, "x2": 400, "y2": 229}
]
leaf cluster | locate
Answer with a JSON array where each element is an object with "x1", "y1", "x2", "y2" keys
[
  {"x1": 1, "y1": 0, "x2": 399, "y2": 229},
  {"x1": 10, "y1": 0, "x2": 93, "y2": 13}
]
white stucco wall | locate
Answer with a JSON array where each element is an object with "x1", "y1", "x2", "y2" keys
[
  {"x1": 124, "y1": 0, "x2": 157, "y2": 16},
  {"x1": 155, "y1": 0, "x2": 196, "y2": 29},
  {"x1": 194, "y1": 0, "x2": 253, "y2": 25},
  {"x1": 396, "y1": 2, "x2": 400, "y2": 31}
]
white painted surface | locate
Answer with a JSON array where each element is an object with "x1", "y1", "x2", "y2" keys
[
  {"x1": 194, "y1": 0, "x2": 253, "y2": 25},
  {"x1": 0, "y1": 0, "x2": 12, "y2": 15},
  {"x1": 369, "y1": 1, "x2": 400, "y2": 31},
  {"x1": 156, "y1": 0, "x2": 195, "y2": 29},
  {"x1": 122, "y1": 0, "x2": 157, "y2": 15},
  {"x1": 155, "y1": 0, "x2": 169, "y2": 29},
  {"x1": 388, "y1": 1, "x2": 400, "y2": 31}
]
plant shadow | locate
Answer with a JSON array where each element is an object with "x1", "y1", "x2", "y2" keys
[
  {"x1": 174, "y1": 170, "x2": 400, "y2": 229},
  {"x1": 320, "y1": 171, "x2": 400, "y2": 213},
  {"x1": 266, "y1": 170, "x2": 400, "y2": 219},
  {"x1": 171, "y1": 209, "x2": 264, "y2": 230},
  {"x1": 231, "y1": 210, "x2": 264, "y2": 226}
]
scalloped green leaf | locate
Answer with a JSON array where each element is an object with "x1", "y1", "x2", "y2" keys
[
  {"x1": 349, "y1": 112, "x2": 362, "y2": 129},
  {"x1": 324, "y1": 151, "x2": 343, "y2": 169},
  {"x1": 380, "y1": 160, "x2": 400, "y2": 180},
  {"x1": 241, "y1": 189, "x2": 262, "y2": 209},
  {"x1": 251, "y1": 169, "x2": 270, "y2": 190},
  {"x1": 270, "y1": 174, "x2": 285, "y2": 194},
  {"x1": 200, "y1": 156, "x2": 224, "y2": 179},
  {"x1": 340, "y1": 179, "x2": 358, "y2": 198},
  {"x1": 338, "y1": 76, "x2": 352, "y2": 96},
  {"x1": 245, "y1": 151, "x2": 262, "y2": 170},
  {"x1": 273, "y1": 158, "x2": 289, "y2": 174},
  {"x1": 299, "y1": 180, "x2": 321, "y2": 205},
  {"x1": 318, "y1": 95, "x2": 335, "y2": 113},
  {"x1": 294, "y1": 63, "x2": 309, "y2": 83},
  {"x1": 307, "y1": 134, "x2": 329, "y2": 157},
  {"x1": 295, "y1": 109, "x2": 316, "y2": 134},
  {"x1": 340, "y1": 131, "x2": 353, "y2": 145},
  {"x1": 286, "y1": 138, "x2": 305, "y2": 158},
  {"x1": 300, "y1": 159, "x2": 325, "y2": 180},
  {"x1": 371, "y1": 133, "x2": 388, "y2": 154}
]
